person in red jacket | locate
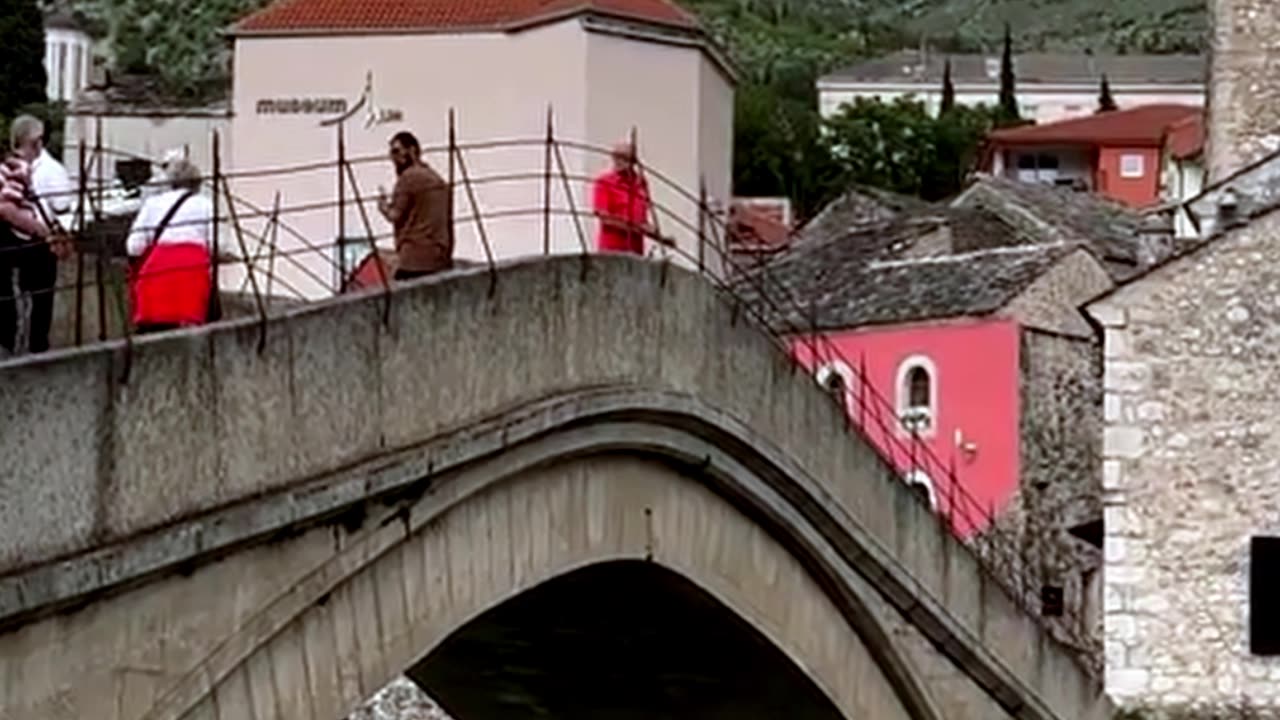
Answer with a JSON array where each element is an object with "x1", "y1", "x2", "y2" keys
[{"x1": 591, "y1": 141, "x2": 672, "y2": 255}]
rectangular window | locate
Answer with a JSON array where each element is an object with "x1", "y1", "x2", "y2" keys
[
  {"x1": 56, "y1": 43, "x2": 66, "y2": 101},
  {"x1": 72, "y1": 46, "x2": 82, "y2": 96},
  {"x1": 1120, "y1": 153, "x2": 1145, "y2": 179},
  {"x1": 1251, "y1": 536, "x2": 1280, "y2": 655}
]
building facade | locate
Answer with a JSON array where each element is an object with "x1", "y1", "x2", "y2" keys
[
  {"x1": 1085, "y1": 0, "x2": 1280, "y2": 713},
  {"x1": 981, "y1": 104, "x2": 1200, "y2": 208},
  {"x1": 225, "y1": 0, "x2": 734, "y2": 299},
  {"x1": 43, "y1": 11, "x2": 93, "y2": 104},
  {"x1": 817, "y1": 51, "x2": 1204, "y2": 125}
]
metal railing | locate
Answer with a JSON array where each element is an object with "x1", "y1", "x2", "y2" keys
[{"x1": 0, "y1": 108, "x2": 1094, "y2": 660}]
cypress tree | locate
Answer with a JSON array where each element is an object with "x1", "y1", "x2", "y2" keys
[
  {"x1": 940, "y1": 58, "x2": 956, "y2": 115},
  {"x1": 0, "y1": 0, "x2": 48, "y2": 120},
  {"x1": 997, "y1": 23, "x2": 1021, "y2": 126},
  {"x1": 1097, "y1": 73, "x2": 1118, "y2": 113}
]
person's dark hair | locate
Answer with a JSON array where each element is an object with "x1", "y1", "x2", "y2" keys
[{"x1": 390, "y1": 131, "x2": 420, "y2": 153}]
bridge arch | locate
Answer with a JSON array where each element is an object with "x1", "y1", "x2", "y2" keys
[{"x1": 139, "y1": 437, "x2": 942, "y2": 720}]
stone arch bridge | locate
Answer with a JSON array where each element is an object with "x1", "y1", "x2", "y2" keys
[{"x1": 0, "y1": 256, "x2": 1111, "y2": 720}]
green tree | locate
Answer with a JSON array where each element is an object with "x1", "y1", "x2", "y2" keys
[
  {"x1": 84, "y1": 0, "x2": 268, "y2": 102},
  {"x1": 0, "y1": 0, "x2": 48, "y2": 120},
  {"x1": 824, "y1": 96, "x2": 996, "y2": 202},
  {"x1": 824, "y1": 97, "x2": 940, "y2": 198},
  {"x1": 733, "y1": 82, "x2": 845, "y2": 221},
  {"x1": 996, "y1": 23, "x2": 1021, "y2": 127},
  {"x1": 1097, "y1": 73, "x2": 1118, "y2": 113},
  {"x1": 929, "y1": 103, "x2": 999, "y2": 199},
  {"x1": 940, "y1": 58, "x2": 956, "y2": 115}
]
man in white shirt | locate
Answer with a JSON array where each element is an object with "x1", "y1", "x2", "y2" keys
[{"x1": 0, "y1": 116, "x2": 69, "y2": 355}]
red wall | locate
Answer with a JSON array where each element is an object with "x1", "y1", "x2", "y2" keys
[
  {"x1": 792, "y1": 318, "x2": 1021, "y2": 537},
  {"x1": 1095, "y1": 146, "x2": 1162, "y2": 207}
]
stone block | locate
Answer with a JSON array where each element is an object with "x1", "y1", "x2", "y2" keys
[
  {"x1": 1104, "y1": 427, "x2": 1145, "y2": 460},
  {"x1": 1107, "y1": 668, "x2": 1150, "y2": 697},
  {"x1": 1104, "y1": 362, "x2": 1151, "y2": 393},
  {"x1": 1089, "y1": 303, "x2": 1128, "y2": 328},
  {"x1": 1104, "y1": 328, "x2": 1132, "y2": 358}
]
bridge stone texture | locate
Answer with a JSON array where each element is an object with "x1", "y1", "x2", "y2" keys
[{"x1": 0, "y1": 255, "x2": 1111, "y2": 720}]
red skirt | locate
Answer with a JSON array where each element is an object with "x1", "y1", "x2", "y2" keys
[{"x1": 130, "y1": 242, "x2": 212, "y2": 327}]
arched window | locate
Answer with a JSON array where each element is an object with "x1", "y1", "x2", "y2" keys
[
  {"x1": 903, "y1": 470, "x2": 937, "y2": 510},
  {"x1": 895, "y1": 355, "x2": 937, "y2": 435},
  {"x1": 814, "y1": 361, "x2": 853, "y2": 397},
  {"x1": 907, "y1": 366, "x2": 930, "y2": 410}
]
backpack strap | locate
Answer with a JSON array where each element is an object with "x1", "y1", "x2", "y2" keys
[{"x1": 145, "y1": 190, "x2": 197, "y2": 253}]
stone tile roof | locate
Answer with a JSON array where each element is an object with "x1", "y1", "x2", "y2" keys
[
  {"x1": 950, "y1": 176, "x2": 1149, "y2": 279},
  {"x1": 233, "y1": 0, "x2": 698, "y2": 34},
  {"x1": 794, "y1": 185, "x2": 932, "y2": 246},
  {"x1": 737, "y1": 241, "x2": 1078, "y2": 332},
  {"x1": 822, "y1": 51, "x2": 1205, "y2": 86}
]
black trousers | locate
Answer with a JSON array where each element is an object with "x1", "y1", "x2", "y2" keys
[
  {"x1": 394, "y1": 268, "x2": 433, "y2": 281},
  {"x1": 0, "y1": 238, "x2": 57, "y2": 354}
]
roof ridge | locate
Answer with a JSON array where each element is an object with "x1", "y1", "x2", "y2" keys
[{"x1": 865, "y1": 242, "x2": 1074, "y2": 269}]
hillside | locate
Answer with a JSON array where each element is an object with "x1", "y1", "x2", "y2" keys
[{"x1": 685, "y1": 0, "x2": 1206, "y2": 80}]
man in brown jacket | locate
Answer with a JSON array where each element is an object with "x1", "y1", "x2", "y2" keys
[{"x1": 378, "y1": 131, "x2": 453, "y2": 280}]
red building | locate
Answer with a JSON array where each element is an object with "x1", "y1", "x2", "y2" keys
[{"x1": 982, "y1": 104, "x2": 1201, "y2": 208}]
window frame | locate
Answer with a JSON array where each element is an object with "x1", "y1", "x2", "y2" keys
[
  {"x1": 1119, "y1": 153, "x2": 1145, "y2": 179},
  {"x1": 903, "y1": 469, "x2": 937, "y2": 510},
  {"x1": 894, "y1": 354, "x2": 937, "y2": 437}
]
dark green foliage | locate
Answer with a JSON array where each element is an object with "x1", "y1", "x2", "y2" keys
[
  {"x1": 940, "y1": 58, "x2": 956, "y2": 115},
  {"x1": 825, "y1": 97, "x2": 998, "y2": 201},
  {"x1": 0, "y1": 0, "x2": 49, "y2": 120},
  {"x1": 1097, "y1": 73, "x2": 1118, "y2": 112},
  {"x1": 76, "y1": 0, "x2": 269, "y2": 103},
  {"x1": 996, "y1": 23, "x2": 1021, "y2": 127}
]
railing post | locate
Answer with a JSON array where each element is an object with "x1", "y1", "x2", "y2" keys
[
  {"x1": 210, "y1": 130, "x2": 222, "y2": 323},
  {"x1": 94, "y1": 118, "x2": 106, "y2": 340},
  {"x1": 543, "y1": 106, "x2": 553, "y2": 256},
  {"x1": 697, "y1": 176, "x2": 706, "y2": 275},
  {"x1": 337, "y1": 123, "x2": 347, "y2": 290},
  {"x1": 74, "y1": 139, "x2": 86, "y2": 345},
  {"x1": 449, "y1": 109, "x2": 497, "y2": 294}
]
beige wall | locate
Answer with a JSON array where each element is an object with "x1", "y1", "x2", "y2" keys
[
  {"x1": 698, "y1": 52, "x2": 734, "y2": 276},
  {"x1": 63, "y1": 112, "x2": 229, "y2": 186},
  {"x1": 230, "y1": 20, "x2": 733, "y2": 299},
  {"x1": 818, "y1": 84, "x2": 1203, "y2": 125}
]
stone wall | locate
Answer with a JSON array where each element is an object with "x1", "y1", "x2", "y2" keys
[
  {"x1": 1088, "y1": 207, "x2": 1280, "y2": 712},
  {"x1": 1207, "y1": 0, "x2": 1280, "y2": 182},
  {"x1": 981, "y1": 328, "x2": 1105, "y2": 672}
]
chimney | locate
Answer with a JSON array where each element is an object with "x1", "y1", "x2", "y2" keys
[
  {"x1": 1206, "y1": 0, "x2": 1280, "y2": 182},
  {"x1": 1217, "y1": 187, "x2": 1245, "y2": 229},
  {"x1": 1136, "y1": 212, "x2": 1175, "y2": 267}
]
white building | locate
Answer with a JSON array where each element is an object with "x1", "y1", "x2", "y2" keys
[
  {"x1": 43, "y1": 10, "x2": 93, "y2": 103},
  {"x1": 224, "y1": 0, "x2": 735, "y2": 299},
  {"x1": 817, "y1": 51, "x2": 1204, "y2": 125}
]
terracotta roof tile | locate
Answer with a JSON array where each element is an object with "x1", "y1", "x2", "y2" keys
[
  {"x1": 987, "y1": 104, "x2": 1200, "y2": 148},
  {"x1": 1164, "y1": 112, "x2": 1205, "y2": 160},
  {"x1": 234, "y1": 0, "x2": 697, "y2": 34}
]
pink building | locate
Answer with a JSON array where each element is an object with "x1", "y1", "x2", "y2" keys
[
  {"x1": 739, "y1": 193, "x2": 1146, "y2": 541},
  {"x1": 793, "y1": 318, "x2": 1021, "y2": 537}
]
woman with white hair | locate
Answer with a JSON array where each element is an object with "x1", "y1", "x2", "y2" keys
[{"x1": 125, "y1": 158, "x2": 214, "y2": 333}]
